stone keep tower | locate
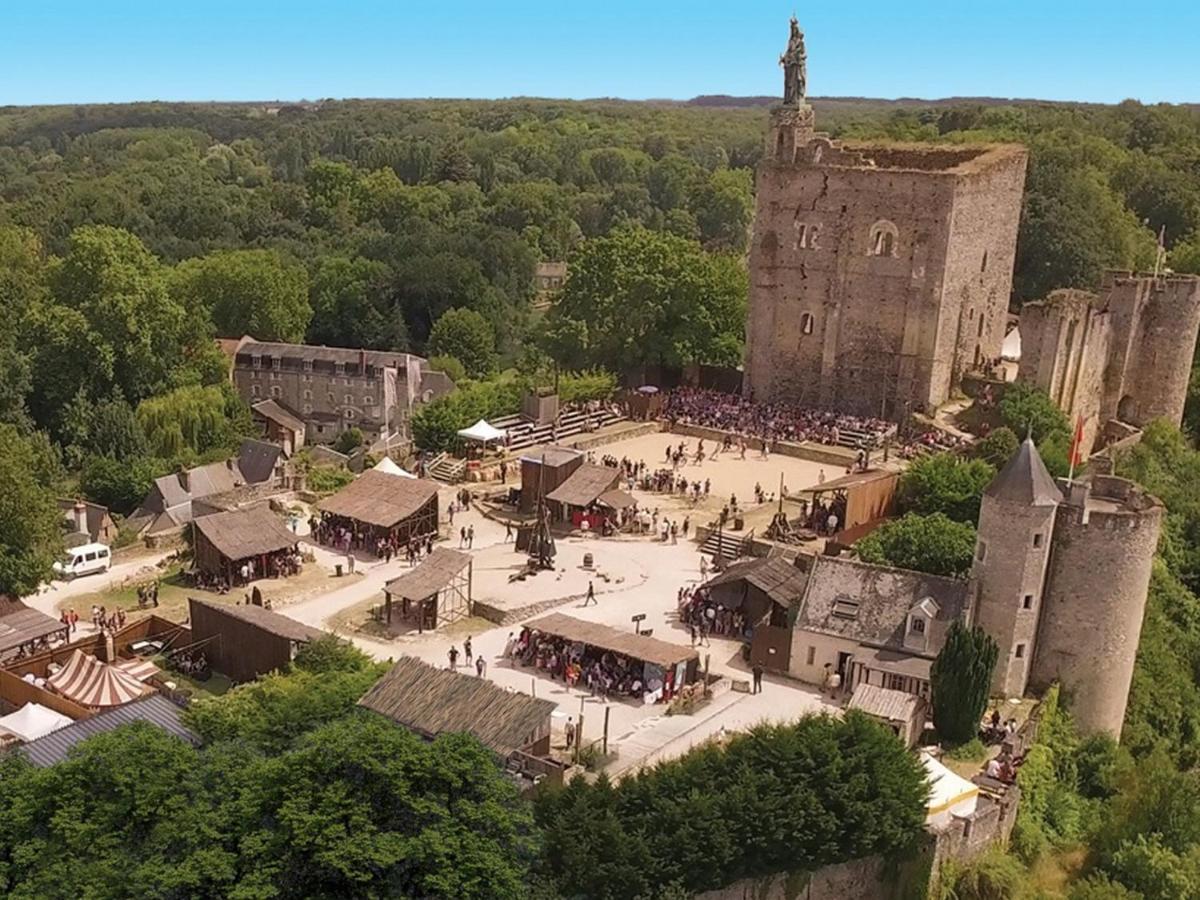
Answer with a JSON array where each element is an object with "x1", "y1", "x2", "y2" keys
[
  {"x1": 1029, "y1": 475, "x2": 1163, "y2": 738},
  {"x1": 744, "y1": 19, "x2": 1027, "y2": 420},
  {"x1": 972, "y1": 439, "x2": 1061, "y2": 698}
]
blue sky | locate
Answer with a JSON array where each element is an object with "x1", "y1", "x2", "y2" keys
[{"x1": 1, "y1": 1, "x2": 1196, "y2": 106}]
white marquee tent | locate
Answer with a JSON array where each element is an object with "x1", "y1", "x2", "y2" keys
[
  {"x1": 457, "y1": 419, "x2": 507, "y2": 444},
  {"x1": 920, "y1": 752, "x2": 980, "y2": 828},
  {"x1": 373, "y1": 456, "x2": 416, "y2": 479},
  {"x1": 0, "y1": 702, "x2": 73, "y2": 742}
]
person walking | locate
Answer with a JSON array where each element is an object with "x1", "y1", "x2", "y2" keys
[
  {"x1": 505, "y1": 520, "x2": 513, "y2": 542},
  {"x1": 584, "y1": 581, "x2": 596, "y2": 606},
  {"x1": 448, "y1": 645, "x2": 459, "y2": 669},
  {"x1": 464, "y1": 635, "x2": 473, "y2": 665},
  {"x1": 565, "y1": 717, "x2": 576, "y2": 750},
  {"x1": 752, "y1": 663, "x2": 764, "y2": 695},
  {"x1": 499, "y1": 460, "x2": 508, "y2": 484},
  {"x1": 459, "y1": 526, "x2": 467, "y2": 548},
  {"x1": 467, "y1": 524, "x2": 475, "y2": 548},
  {"x1": 475, "y1": 655, "x2": 487, "y2": 677}
]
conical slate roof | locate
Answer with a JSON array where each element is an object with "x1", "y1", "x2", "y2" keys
[{"x1": 983, "y1": 438, "x2": 1063, "y2": 507}]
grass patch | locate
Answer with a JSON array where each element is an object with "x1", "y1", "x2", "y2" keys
[{"x1": 945, "y1": 737, "x2": 988, "y2": 762}]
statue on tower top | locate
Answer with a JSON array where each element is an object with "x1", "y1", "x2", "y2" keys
[{"x1": 779, "y1": 16, "x2": 807, "y2": 107}]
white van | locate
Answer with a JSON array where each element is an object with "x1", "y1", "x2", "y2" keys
[{"x1": 53, "y1": 543, "x2": 112, "y2": 579}]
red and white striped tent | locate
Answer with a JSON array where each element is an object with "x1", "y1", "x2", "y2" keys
[
  {"x1": 112, "y1": 657, "x2": 162, "y2": 683},
  {"x1": 47, "y1": 650, "x2": 151, "y2": 708}
]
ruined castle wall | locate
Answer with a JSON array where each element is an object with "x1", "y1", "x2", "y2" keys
[
  {"x1": 937, "y1": 152, "x2": 1028, "y2": 401},
  {"x1": 1099, "y1": 273, "x2": 1200, "y2": 428},
  {"x1": 745, "y1": 159, "x2": 957, "y2": 417},
  {"x1": 1017, "y1": 291, "x2": 1110, "y2": 454},
  {"x1": 1030, "y1": 481, "x2": 1162, "y2": 737},
  {"x1": 973, "y1": 497, "x2": 1057, "y2": 698}
]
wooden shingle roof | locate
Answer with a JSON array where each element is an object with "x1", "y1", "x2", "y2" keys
[
  {"x1": 193, "y1": 506, "x2": 298, "y2": 562},
  {"x1": 384, "y1": 548, "x2": 471, "y2": 601},
  {"x1": 359, "y1": 656, "x2": 554, "y2": 757},
  {"x1": 317, "y1": 470, "x2": 439, "y2": 529}
]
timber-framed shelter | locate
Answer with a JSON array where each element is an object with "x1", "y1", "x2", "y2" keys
[
  {"x1": 317, "y1": 470, "x2": 439, "y2": 545},
  {"x1": 382, "y1": 548, "x2": 472, "y2": 633}
]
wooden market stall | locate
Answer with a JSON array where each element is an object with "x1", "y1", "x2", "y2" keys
[
  {"x1": 523, "y1": 612, "x2": 700, "y2": 700},
  {"x1": 382, "y1": 548, "x2": 472, "y2": 633},
  {"x1": 799, "y1": 468, "x2": 898, "y2": 534},
  {"x1": 317, "y1": 469, "x2": 439, "y2": 545},
  {"x1": 519, "y1": 446, "x2": 583, "y2": 513},
  {"x1": 544, "y1": 464, "x2": 621, "y2": 526},
  {"x1": 192, "y1": 506, "x2": 300, "y2": 582}
]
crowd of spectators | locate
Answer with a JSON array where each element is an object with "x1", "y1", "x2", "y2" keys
[
  {"x1": 663, "y1": 388, "x2": 893, "y2": 447},
  {"x1": 508, "y1": 625, "x2": 679, "y2": 701}
]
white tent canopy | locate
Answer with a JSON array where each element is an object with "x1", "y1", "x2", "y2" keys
[
  {"x1": 373, "y1": 456, "x2": 416, "y2": 479},
  {"x1": 457, "y1": 419, "x2": 507, "y2": 444},
  {"x1": 0, "y1": 703, "x2": 73, "y2": 742},
  {"x1": 920, "y1": 752, "x2": 980, "y2": 827}
]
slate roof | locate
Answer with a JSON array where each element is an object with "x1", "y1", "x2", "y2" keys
[
  {"x1": 193, "y1": 506, "x2": 299, "y2": 562},
  {"x1": 57, "y1": 498, "x2": 113, "y2": 542},
  {"x1": 795, "y1": 556, "x2": 968, "y2": 657},
  {"x1": 527, "y1": 612, "x2": 699, "y2": 669},
  {"x1": 704, "y1": 557, "x2": 809, "y2": 607},
  {"x1": 188, "y1": 597, "x2": 325, "y2": 643},
  {"x1": 384, "y1": 548, "x2": 472, "y2": 601},
  {"x1": 847, "y1": 682, "x2": 925, "y2": 724},
  {"x1": 238, "y1": 340, "x2": 422, "y2": 370},
  {"x1": 984, "y1": 438, "x2": 1063, "y2": 507},
  {"x1": 18, "y1": 695, "x2": 200, "y2": 767},
  {"x1": 236, "y1": 438, "x2": 283, "y2": 485},
  {"x1": 359, "y1": 656, "x2": 555, "y2": 757},
  {"x1": 317, "y1": 470, "x2": 439, "y2": 528},
  {"x1": 545, "y1": 464, "x2": 620, "y2": 508}
]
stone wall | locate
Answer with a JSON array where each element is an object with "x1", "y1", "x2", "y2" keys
[
  {"x1": 666, "y1": 423, "x2": 857, "y2": 467},
  {"x1": 1031, "y1": 477, "x2": 1163, "y2": 736},
  {"x1": 1017, "y1": 289, "x2": 1110, "y2": 456},
  {"x1": 745, "y1": 126, "x2": 1026, "y2": 420},
  {"x1": 694, "y1": 851, "x2": 929, "y2": 900}
]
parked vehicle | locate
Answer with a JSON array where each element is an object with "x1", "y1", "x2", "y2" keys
[{"x1": 52, "y1": 542, "x2": 112, "y2": 579}]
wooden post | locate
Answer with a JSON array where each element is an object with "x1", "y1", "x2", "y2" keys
[
  {"x1": 575, "y1": 695, "x2": 585, "y2": 765},
  {"x1": 602, "y1": 705, "x2": 611, "y2": 756},
  {"x1": 704, "y1": 653, "x2": 711, "y2": 698}
]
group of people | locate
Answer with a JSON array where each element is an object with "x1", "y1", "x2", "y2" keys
[
  {"x1": 89, "y1": 604, "x2": 126, "y2": 634},
  {"x1": 446, "y1": 635, "x2": 488, "y2": 677},
  {"x1": 508, "y1": 626, "x2": 671, "y2": 701},
  {"x1": 376, "y1": 533, "x2": 436, "y2": 565},
  {"x1": 663, "y1": 387, "x2": 893, "y2": 448},
  {"x1": 804, "y1": 495, "x2": 847, "y2": 536},
  {"x1": 677, "y1": 585, "x2": 748, "y2": 644}
]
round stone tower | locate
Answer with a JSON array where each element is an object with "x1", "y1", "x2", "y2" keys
[
  {"x1": 972, "y1": 439, "x2": 1061, "y2": 698},
  {"x1": 1029, "y1": 474, "x2": 1163, "y2": 738}
]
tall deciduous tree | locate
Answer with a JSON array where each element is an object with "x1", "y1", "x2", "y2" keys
[
  {"x1": 548, "y1": 226, "x2": 746, "y2": 375},
  {"x1": 428, "y1": 307, "x2": 497, "y2": 379},
  {"x1": 171, "y1": 249, "x2": 311, "y2": 342},
  {"x1": 0, "y1": 425, "x2": 63, "y2": 597},
  {"x1": 931, "y1": 621, "x2": 1000, "y2": 745},
  {"x1": 855, "y1": 513, "x2": 978, "y2": 579},
  {"x1": 307, "y1": 256, "x2": 401, "y2": 350},
  {"x1": 898, "y1": 453, "x2": 996, "y2": 524}
]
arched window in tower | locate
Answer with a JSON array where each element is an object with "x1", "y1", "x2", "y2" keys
[
  {"x1": 800, "y1": 312, "x2": 815, "y2": 335},
  {"x1": 868, "y1": 219, "x2": 899, "y2": 258}
]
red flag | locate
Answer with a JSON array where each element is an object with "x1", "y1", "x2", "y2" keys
[{"x1": 1069, "y1": 415, "x2": 1085, "y2": 468}]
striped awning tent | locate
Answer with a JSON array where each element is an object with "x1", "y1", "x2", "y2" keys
[
  {"x1": 113, "y1": 657, "x2": 162, "y2": 683},
  {"x1": 47, "y1": 650, "x2": 151, "y2": 708}
]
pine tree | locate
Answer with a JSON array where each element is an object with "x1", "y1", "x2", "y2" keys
[{"x1": 931, "y1": 621, "x2": 1000, "y2": 745}]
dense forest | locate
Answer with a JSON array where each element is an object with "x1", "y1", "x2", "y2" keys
[{"x1": 3, "y1": 95, "x2": 1200, "y2": 897}]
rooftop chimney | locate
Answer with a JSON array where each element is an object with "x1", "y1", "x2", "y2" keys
[
  {"x1": 178, "y1": 469, "x2": 191, "y2": 494},
  {"x1": 73, "y1": 500, "x2": 88, "y2": 536}
]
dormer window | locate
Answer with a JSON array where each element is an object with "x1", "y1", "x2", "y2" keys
[
  {"x1": 334, "y1": 361, "x2": 345, "y2": 376},
  {"x1": 251, "y1": 354, "x2": 261, "y2": 369},
  {"x1": 271, "y1": 355, "x2": 281, "y2": 370},
  {"x1": 832, "y1": 598, "x2": 859, "y2": 620},
  {"x1": 800, "y1": 313, "x2": 815, "y2": 336},
  {"x1": 302, "y1": 359, "x2": 313, "y2": 373},
  {"x1": 909, "y1": 616, "x2": 926, "y2": 635}
]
